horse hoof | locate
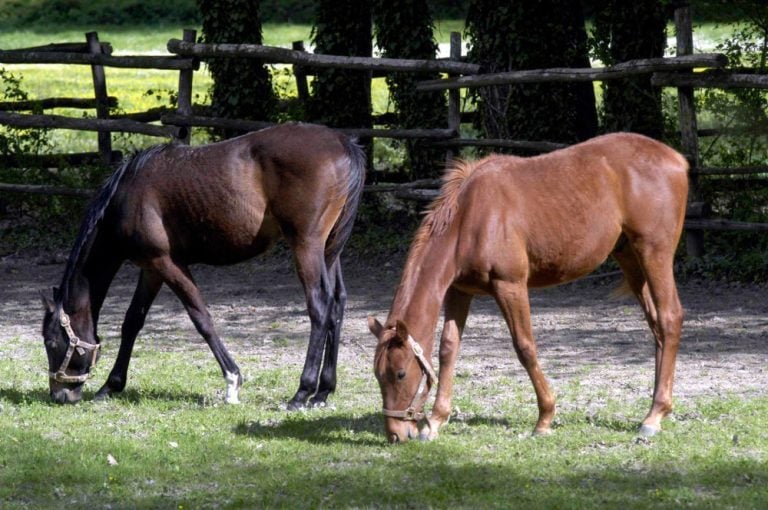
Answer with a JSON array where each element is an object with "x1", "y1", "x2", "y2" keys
[
  {"x1": 93, "y1": 388, "x2": 111, "y2": 401},
  {"x1": 638, "y1": 424, "x2": 661, "y2": 437},
  {"x1": 308, "y1": 397, "x2": 326, "y2": 408},
  {"x1": 285, "y1": 400, "x2": 306, "y2": 412},
  {"x1": 532, "y1": 427, "x2": 553, "y2": 437},
  {"x1": 417, "y1": 431, "x2": 434, "y2": 441}
]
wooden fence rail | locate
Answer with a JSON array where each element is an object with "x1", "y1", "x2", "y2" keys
[
  {"x1": 416, "y1": 54, "x2": 728, "y2": 91},
  {"x1": 166, "y1": 38, "x2": 479, "y2": 75}
]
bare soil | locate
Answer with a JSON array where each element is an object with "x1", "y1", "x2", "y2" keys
[{"x1": 2, "y1": 251, "x2": 767, "y2": 418}]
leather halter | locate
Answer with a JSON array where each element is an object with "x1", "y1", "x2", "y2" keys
[
  {"x1": 48, "y1": 311, "x2": 100, "y2": 384},
  {"x1": 382, "y1": 334, "x2": 438, "y2": 422}
]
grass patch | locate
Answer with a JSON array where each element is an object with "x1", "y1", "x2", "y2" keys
[{"x1": 1, "y1": 338, "x2": 767, "y2": 508}]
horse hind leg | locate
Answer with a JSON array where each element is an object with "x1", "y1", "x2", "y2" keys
[
  {"x1": 287, "y1": 241, "x2": 335, "y2": 410},
  {"x1": 309, "y1": 258, "x2": 345, "y2": 407},
  {"x1": 151, "y1": 256, "x2": 243, "y2": 404},
  {"x1": 613, "y1": 237, "x2": 683, "y2": 436},
  {"x1": 95, "y1": 269, "x2": 163, "y2": 400}
]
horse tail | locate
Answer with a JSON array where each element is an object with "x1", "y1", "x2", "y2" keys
[
  {"x1": 59, "y1": 145, "x2": 168, "y2": 301},
  {"x1": 324, "y1": 134, "x2": 366, "y2": 264}
]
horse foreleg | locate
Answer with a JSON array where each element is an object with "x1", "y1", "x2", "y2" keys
[
  {"x1": 422, "y1": 287, "x2": 472, "y2": 441},
  {"x1": 309, "y1": 258, "x2": 346, "y2": 407},
  {"x1": 493, "y1": 280, "x2": 556, "y2": 435},
  {"x1": 95, "y1": 269, "x2": 162, "y2": 400},
  {"x1": 154, "y1": 257, "x2": 242, "y2": 404},
  {"x1": 287, "y1": 244, "x2": 334, "y2": 410}
]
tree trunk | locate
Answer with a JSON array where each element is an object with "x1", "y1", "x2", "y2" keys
[
  {"x1": 197, "y1": 0, "x2": 274, "y2": 138},
  {"x1": 593, "y1": 0, "x2": 667, "y2": 138},
  {"x1": 467, "y1": 0, "x2": 597, "y2": 149},
  {"x1": 374, "y1": 0, "x2": 447, "y2": 179}
]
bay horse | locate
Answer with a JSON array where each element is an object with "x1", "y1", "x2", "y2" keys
[
  {"x1": 368, "y1": 132, "x2": 688, "y2": 443},
  {"x1": 41, "y1": 122, "x2": 365, "y2": 408}
]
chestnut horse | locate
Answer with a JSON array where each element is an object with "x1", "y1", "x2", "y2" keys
[
  {"x1": 41, "y1": 123, "x2": 365, "y2": 408},
  {"x1": 368, "y1": 132, "x2": 688, "y2": 443}
]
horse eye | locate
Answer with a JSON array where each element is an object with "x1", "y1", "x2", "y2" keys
[{"x1": 396, "y1": 369, "x2": 406, "y2": 380}]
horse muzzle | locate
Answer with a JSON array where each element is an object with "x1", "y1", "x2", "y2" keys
[
  {"x1": 385, "y1": 418, "x2": 419, "y2": 444},
  {"x1": 49, "y1": 384, "x2": 83, "y2": 405}
]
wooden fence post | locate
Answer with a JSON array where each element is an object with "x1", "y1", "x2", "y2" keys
[
  {"x1": 175, "y1": 29, "x2": 196, "y2": 144},
  {"x1": 674, "y1": 2, "x2": 705, "y2": 257},
  {"x1": 86, "y1": 31, "x2": 112, "y2": 164},
  {"x1": 292, "y1": 41, "x2": 310, "y2": 105},
  {"x1": 446, "y1": 32, "x2": 462, "y2": 163}
]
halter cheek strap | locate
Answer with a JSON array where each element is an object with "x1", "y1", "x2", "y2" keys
[
  {"x1": 382, "y1": 335, "x2": 438, "y2": 422},
  {"x1": 49, "y1": 311, "x2": 100, "y2": 384}
]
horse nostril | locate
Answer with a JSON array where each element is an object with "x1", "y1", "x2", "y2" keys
[{"x1": 390, "y1": 433, "x2": 400, "y2": 444}]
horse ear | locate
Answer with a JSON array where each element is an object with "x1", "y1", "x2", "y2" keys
[
  {"x1": 395, "y1": 320, "x2": 409, "y2": 341},
  {"x1": 367, "y1": 316, "x2": 384, "y2": 338},
  {"x1": 40, "y1": 289, "x2": 55, "y2": 313}
]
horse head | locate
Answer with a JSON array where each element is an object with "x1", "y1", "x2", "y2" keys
[
  {"x1": 369, "y1": 317, "x2": 437, "y2": 444},
  {"x1": 40, "y1": 288, "x2": 100, "y2": 404}
]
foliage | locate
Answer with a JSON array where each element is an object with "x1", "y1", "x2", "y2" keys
[
  {"x1": 685, "y1": 2, "x2": 768, "y2": 282},
  {"x1": 0, "y1": 0, "x2": 200, "y2": 28},
  {"x1": 0, "y1": 68, "x2": 48, "y2": 159},
  {"x1": 197, "y1": 0, "x2": 275, "y2": 138},
  {"x1": 373, "y1": 0, "x2": 448, "y2": 180},
  {"x1": 466, "y1": 0, "x2": 597, "y2": 148},
  {"x1": 590, "y1": 0, "x2": 668, "y2": 138}
]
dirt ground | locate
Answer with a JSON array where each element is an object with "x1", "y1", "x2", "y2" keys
[{"x1": 2, "y1": 250, "x2": 767, "y2": 418}]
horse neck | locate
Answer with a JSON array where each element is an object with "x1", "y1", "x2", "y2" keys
[
  {"x1": 59, "y1": 232, "x2": 120, "y2": 338},
  {"x1": 387, "y1": 233, "x2": 457, "y2": 352}
]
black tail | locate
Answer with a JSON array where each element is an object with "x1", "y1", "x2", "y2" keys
[{"x1": 324, "y1": 135, "x2": 366, "y2": 263}]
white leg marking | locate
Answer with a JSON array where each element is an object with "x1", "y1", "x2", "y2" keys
[{"x1": 225, "y1": 371, "x2": 241, "y2": 404}]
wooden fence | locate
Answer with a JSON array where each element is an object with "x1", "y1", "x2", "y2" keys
[{"x1": 1, "y1": 2, "x2": 768, "y2": 256}]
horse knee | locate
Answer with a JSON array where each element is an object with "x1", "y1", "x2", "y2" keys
[
  {"x1": 659, "y1": 303, "x2": 684, "y2": 341},
  {"x1": 513, "y1": 339, "x2": 538, "y2": 366}
]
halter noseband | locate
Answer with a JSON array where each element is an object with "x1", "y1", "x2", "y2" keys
[
  {"x1": 382, "y1": 334, "x2": 438, "y2": 422},
  {"x1": 49, "y1": 311, "x2": 100, "y2": 384}
]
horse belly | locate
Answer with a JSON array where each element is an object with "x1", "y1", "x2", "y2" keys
[
  {"x1": 525, "y1": 220, "x2": 621, "y2": 287},
  {"x1": 192, "y1": 211, "x2": 282, "y2": 265}
]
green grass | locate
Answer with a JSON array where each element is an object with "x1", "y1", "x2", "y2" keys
[{"x1": 2, "y1": 341, "x2": 767, "y2": 508}]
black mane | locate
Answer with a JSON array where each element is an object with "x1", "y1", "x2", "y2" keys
[{"x1": 58, "y1": 144, "x2": 169, "y2": 304}]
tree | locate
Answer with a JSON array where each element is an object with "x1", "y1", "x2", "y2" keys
[
  {"x1": 592, "y1": 0, "x2": 667, "y2": 138},
  {"x1": 309, "y1": 0, "x2": 372, "y2": 131},
  {"x1": 374, "y1": 0, "x2": 447, "y2": 179},
  {"x1": 197, "y1": 0, "x2": 274, "y2": 138},
  {"x1": 466, "y1": 0, "x2": 597, "y2": 147}
]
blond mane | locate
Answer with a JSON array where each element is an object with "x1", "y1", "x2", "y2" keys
[{"x1": 389, "y1": 160, "x2": 479, "y2": 318}]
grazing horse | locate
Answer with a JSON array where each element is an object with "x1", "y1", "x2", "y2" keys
[
  {"x1": 41, "y1": 122, "x2": 365, "y2": 408},
  {"x1": 368, "y1": 132, "x2": 688, "y2": 443}
]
